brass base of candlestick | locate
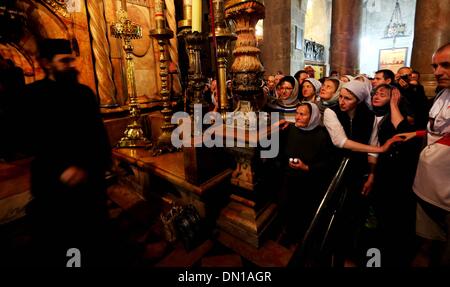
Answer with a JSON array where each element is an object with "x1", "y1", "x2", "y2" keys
[
  {"x1": 118, "y1": 122, "x2": 152, "y2": 148},
  {"x1": 177, "y1": 19, "x2": 192, "y2": 30},
  {"x1": 152, "y1": 130, "x2": 178, "y2": 156},
  {"x1": 150, "y1": 28, "x2": 174, "y2": 39}
]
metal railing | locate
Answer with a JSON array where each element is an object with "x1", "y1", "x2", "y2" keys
[{"x1": 289, "y1": 157, "x2": 350, "y2": 267}]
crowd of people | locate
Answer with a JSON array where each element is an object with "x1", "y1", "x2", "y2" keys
[
  {"x1": 259, "y1": 46, "x2": 450, "y2": 267},
  {"x1": 1, "y1": 38, "x2": 448, "y2": 268}
]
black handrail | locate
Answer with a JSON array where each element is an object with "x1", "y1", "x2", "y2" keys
[{"x1": 288, "y1": 157, "x2": 350, "y2": 267}]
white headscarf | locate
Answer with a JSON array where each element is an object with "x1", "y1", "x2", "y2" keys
[
  {"x1": 342, "y1": 80, "x2": 370, "y2": 103},
  {"x1": 354, "y1": 74, "x2": 373, "y2": 108},
  {"x1": 297, "y1": 102, "x2": 321, "y2": 131}
]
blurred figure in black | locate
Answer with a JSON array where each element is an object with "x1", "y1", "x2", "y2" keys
[
  {"x1": 0, "y1": 56, "x2": 25, "y2": 161},
  {"x1": 18, "y1": 39, "x2": 113, "y2": 268}
]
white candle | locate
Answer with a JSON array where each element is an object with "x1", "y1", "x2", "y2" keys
[
  {"x1": 192, "y1": 0, "x2": 202, "y2": 32},
  {"x1": 154, "y1": 0, "x2": 164, "y2": 21}
]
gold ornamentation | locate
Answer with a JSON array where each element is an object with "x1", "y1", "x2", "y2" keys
[
  {"x1": 111, "y1": 8, "x2": 151, "y2": 147},
  {"x1": 150, "y1": 2, "x2": 177, "y2": 156},
  {"x1": 210, "y1": 0, "x2": 236, "y2": 114},
  {"x1": 43, "y1": 0, "x2": 69, "y2": 18}
]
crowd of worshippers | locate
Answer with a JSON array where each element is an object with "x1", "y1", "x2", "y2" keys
[
  {"x1": 260, "y1": 63, "x2": 449, "y2": 267},
  {"x1": 200, "y1": 65, "x2": 437, "y2": 266}
]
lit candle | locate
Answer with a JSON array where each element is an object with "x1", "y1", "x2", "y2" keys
[
  {"x1": 154, "y1": 0, "x2": 164, "y2": 21},
  {"x1": 183, "y1": 0, "x2": 192, "y2": 21},
  {"x1": 192, "y1": 0, "x2": 202, "y2": 32}
]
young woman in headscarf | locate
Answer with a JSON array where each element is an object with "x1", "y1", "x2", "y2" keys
[
  {"x1": 277, "y1": 102, "x2": 338, "y2": 249},
  {"x1": 322, "y1": 80, "x2": 401, "y2": 265},
  {"x1": 300, "y1": 78, "x2": 322, "y2": 103},
  {"x1": 265, "y1": 75, "x2": 300, "y2": 123},
  {"x1": 317, "y1": 77, "x2": 342, "y2": 115},
  {"x1": 369, "y1": 84, "x2": 418, "y2": 267}
]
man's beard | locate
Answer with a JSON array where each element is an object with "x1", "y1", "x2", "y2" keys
[{"x1": 54, "y1": 69, "x2": 79, "y2": 85}]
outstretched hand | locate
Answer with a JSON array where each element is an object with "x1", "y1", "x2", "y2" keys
[
  {"x1": 394, "y1": 132, "x2": 416, "y2": 142},
  {"x1": 379, "y1": 135, "x2": 404, "y2": 152}
]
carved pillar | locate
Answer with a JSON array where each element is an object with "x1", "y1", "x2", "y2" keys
[
  {"x1": 86, "y1": 0, "x2": 118, "y2": 107},
  {"x1": 411, "y1": 0, "x2": 450, "y2": 97},
  {"x1": 330, "y1": 0, "x2": 362, "y2": 76},
  {"x1": 216, "y1": 0, "x2": 278, "y2": 250}
]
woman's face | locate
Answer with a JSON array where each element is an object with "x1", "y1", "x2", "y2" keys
[
  {"x1": 279, "y1": 81, "x2": 294, "y2": 100},
  {"x1": 340, "y1": 76, "x2": 350, "y2": 83},
  {"x1": 319, "y1": 80, "x2": 337, "y2": 101},
  {"x1": 339, "y1": 88, "x2": 358, "y2": 112},
  {"x1": 302, "y1": 82, "x2": 315, "y2": 99},
  {"x1": 295, "y1": 105, "x2": 311, "y2": 128},
  {"x1": 372, "y1": 86, "x2": 390, "y2": 107}
]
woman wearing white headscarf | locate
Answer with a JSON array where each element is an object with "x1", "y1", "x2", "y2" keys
[
  {"x1": 300, "y1": 78, "x2": 322, "y2": 103},
  {"x1": 317, "y1": 77, "x2": 343, "y2": 115},
  {"x1": 277, "y1": 102, "x2": 338, "y2": 248},
  {"x1": 323, "y1": 80, "x2": 401, "y2": 264}
]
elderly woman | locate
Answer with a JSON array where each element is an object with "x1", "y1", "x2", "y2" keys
[
  {"x1": 265, "y1": 75, "x2": 300, "y2": 123},
  {"x1": 300, "y1": 78, "x2": 322, "y2": 103},
  {"x1": 277, "y1": 102, "x2": 337, "y2": 248}
]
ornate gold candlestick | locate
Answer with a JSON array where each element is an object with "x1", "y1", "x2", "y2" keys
[
  {"x1": 209, "y1": 0, "x2": 237, "y2": 115},
  {"x1": 184, "y1": 31, "x2": 208, "y2": 115},
  {"x1": 177, "y1": 0, "x2": 194, "y2": 112},
  {"x1": 150, "y1": 1, "x2": 177, "y2": 156},
  {"x1": 226, "y1": 0, "x2": 265, "y2": 117},
  {"x1": 111, "y1": 7, "x2": 151, "y2": 148}
]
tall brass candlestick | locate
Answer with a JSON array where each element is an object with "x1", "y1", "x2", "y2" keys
[
  {"x1": 209, "y1": 0, "x2": 236, "y2": 115},
  {"x1": 185, "y1": 31, "x2": 208, "y2": 116},
  {"x1": 150, "y1": 0, "x2": 177, "y2": 156},
  {"x1": 225, "y1": 0, "x2": 265, "y2": 119},
  {"x1": 111, "y1": 5, "x2": 151, "y2": 147},
  {"x1": 178, "y1": 0, "x2": 194, "y2": 112}
]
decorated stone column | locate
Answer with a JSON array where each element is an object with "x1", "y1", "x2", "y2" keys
[{"x1": 330, "y1": 0, "x2": 362, "y2": 76}]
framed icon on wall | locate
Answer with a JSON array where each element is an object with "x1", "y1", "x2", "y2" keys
[{"x1": 378, "y1": 47, "x2": 408, "y2": 73}]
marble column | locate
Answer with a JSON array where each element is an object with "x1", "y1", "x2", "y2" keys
[
  {"x1": 260, "y1": 0, "x2": 292, "y2": 76},
  {"x1": 411, "y1": 0, "x2": 450, "y2": 98},
  {"x1": 330, "y1": 0, "x2": 362, "y2": 76}
]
